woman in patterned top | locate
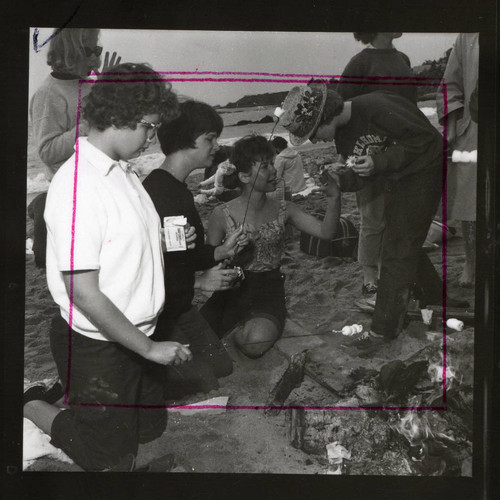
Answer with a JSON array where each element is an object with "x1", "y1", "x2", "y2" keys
[{"x1": 200, "y1": 135, "x2": 340, "y2": 358}]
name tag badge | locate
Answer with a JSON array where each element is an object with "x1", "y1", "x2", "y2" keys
[{"x1": 164, "y1": 216, "x2": 187, "y2": 252}]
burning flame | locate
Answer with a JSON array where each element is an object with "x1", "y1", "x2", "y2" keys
[
  {"x1": 427, "y1": 354, "x2": 458, "y2": 388},
  {"x1": 396, "y1": 411, "x2": 433, "y2": 447},
  {"x1": 428, "y1": 363, "x2": 456, "y2": 385}
]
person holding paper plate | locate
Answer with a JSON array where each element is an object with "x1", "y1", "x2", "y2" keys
[{"x1": 143, "y1": 100, "x2": 248, "y2": 398}]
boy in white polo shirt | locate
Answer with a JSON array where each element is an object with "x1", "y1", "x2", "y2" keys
[{"x1": 23, "y1": 63, "x2": 192, "y2": 471}]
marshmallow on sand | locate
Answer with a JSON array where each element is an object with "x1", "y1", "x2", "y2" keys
[
  {"x1": 446, "y1": 318, "x2": 464, "y2": 331},
  {"x1": 332, "y1": 324, "x2": 363, "y2": 336}
]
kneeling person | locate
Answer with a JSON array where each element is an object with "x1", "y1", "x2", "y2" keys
[
  {"x1": 24, "y1": 63, "x2": 191, "y2": 472},
  {"x1": 143, "y1": 100, "x2": 248, "y2": 397}
]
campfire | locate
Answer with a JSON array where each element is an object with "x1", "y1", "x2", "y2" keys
[{"x1": 283, "y1": 330, "x2": 474, "y2": 476}]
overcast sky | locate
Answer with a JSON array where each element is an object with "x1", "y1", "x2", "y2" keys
[{"x1": 29, "y1": 29, "x2": 459, "y2": 106}]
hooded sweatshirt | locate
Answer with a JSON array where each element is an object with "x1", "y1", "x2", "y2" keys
[{"x1": 274, "y1": 147, "x2": 307, "y2": 193}]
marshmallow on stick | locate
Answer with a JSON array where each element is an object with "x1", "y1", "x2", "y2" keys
[
  {"x1": 274, "y1": 107, "x2": 285, "y2": 118},
  {"x1": 332, "y1": 324, "x2": 363, "y2": 336},
  {"x1": 451, "y1": 150, "x2": 477, "y2": 163}
]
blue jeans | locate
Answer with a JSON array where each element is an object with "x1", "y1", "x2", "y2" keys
[{"x1": 372, "y1": 163, "x2": 443, "y2": 338}]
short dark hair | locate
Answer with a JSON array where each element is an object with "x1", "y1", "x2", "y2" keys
[
  {"x1": 157, "y1": 100, "x2": 223, "y2": 156},
  {"x1": 231, "y1": 135, "x2": 275, "y2": 177},
  {"x1": 353, "y1": 33, "x2": 378, "y2": 44},
  {"x1": 318, "y1": 89, "x2": 345, "y2": 126},
  {"x1": 271, "y1": 136, "x2": 288, "y2": 153},
  {"x1": 82, "y1": 63, "x2": 179, "y2": 131}
]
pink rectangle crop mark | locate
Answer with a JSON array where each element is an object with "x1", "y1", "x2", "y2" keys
[{"x1": 64, "y1": 72, "x2": 451, "y2": 412}]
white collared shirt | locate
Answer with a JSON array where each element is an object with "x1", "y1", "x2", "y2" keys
[{"x1": 45, "y1": 137, "x2": 165, "y2": 341}]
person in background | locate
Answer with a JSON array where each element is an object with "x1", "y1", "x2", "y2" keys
[
  {"x1": 270, "y1": 136, "x2": 307, "y2": 195},
  {"x1": 200, "y1": 135, "x2": 340, "y2": 358},
  {"x1": 200, "y1": 145, "x2": 240, "y2": 202},
  {"x1": 23, "y1": 63, "x2": 189, "y2": 472},
  {"x1": 334, "y1": 33, "x2": 416, "y2": 103},
  {"x1": 279, "y1": 82, "x2": 468, "y2": 350},
  {"x1": 28, "y1": 28, "x2": 120, "y2": 267},
  {"x1": 436, "y1": 33, "x2": 478, "y2": 287},
  {"x1": 199, "y1": 159, "x2": 237, "y2": 198},
  {"x1": 143, "y1": 100, "x2": 248, "y2": 397},
  {"x1": 334, "y1": 32, "x2": 417, "y2": 299}
]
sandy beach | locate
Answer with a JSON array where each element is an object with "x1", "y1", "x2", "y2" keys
[{"x1": 24, "y1": 134, "x2": 475, "y2": 474}]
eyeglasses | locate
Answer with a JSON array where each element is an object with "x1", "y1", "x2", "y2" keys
[
  {"x1": 139, "y1": 119, "x2": 162, "y2": 141},
  {"x1": 84, "y1": 46, "x2": 103, "y2": 57},
  {"x1": 139, "y1": 119, "x2": 162, "y2": 132}
]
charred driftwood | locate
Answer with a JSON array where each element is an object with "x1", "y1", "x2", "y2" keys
[
  {"x1": 285, "y1": 330, "x2": 474, "y2": 476},
  {"x1": 265, "y1": 350, "x2": 308, "y2": 415}
]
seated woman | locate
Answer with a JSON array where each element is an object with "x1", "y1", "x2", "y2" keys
[
  {"x1": 199, "y1": 135, "x2": 340, "y2": 358},
  {"x1": 142, "y1": 100, "x2": 248, "y2": 397}
]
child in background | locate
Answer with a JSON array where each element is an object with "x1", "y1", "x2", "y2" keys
[
  {"x1": 199, "y1": 159, "x2": 237, "y2": 198},
  {"x1": 334, "y1": 32, "x2": 417, "y2": 298},
  {"x1": 270, "y1": 136, "x2": 307, "y2": 195},
  {"x1": 28, "y1": 28, "x2": 120, "y2": 268},
  {"x1": 200, "y1": 135, "x2": 340, "y2": 358},
  {"x1": 24, "y1": 63, "x2": 190, "y2": 472}
]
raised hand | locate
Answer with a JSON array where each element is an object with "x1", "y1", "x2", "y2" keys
[
  {"x1": 99, "y1": 51, "x2": 122, "y2": 74},
  {"x1": 320, "y1": 171, "x2": 341, "y2": 198}
]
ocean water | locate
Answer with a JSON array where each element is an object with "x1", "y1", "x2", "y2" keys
[
  {"x1": 26, "y1": 105, "x2": 286, "y2": 198},
  {"x1": 26, "y1": 102, "x2": 438, "y2": 199}
]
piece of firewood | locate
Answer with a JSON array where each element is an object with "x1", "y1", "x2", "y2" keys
[{"x1": 265, "y1": 350, "x2": 308, "y2": 415}]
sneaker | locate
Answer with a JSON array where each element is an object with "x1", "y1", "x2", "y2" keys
[
  {"x1": 354, "y1": 296, "x2": 377, "y2": 313},
  {"x1": 362, "y1": 282, "x2": 378, "y2": 296}
]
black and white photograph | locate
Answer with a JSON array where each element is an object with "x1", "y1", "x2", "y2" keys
[
  {"x1": 22, "y1": 28, "x2": 479, "y2": 475},
  {"x1": 3, "y1": 1, "x2": 498, "y2": 498}
]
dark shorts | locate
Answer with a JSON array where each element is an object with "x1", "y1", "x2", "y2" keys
[
  {"x1": 151, "y1": 306, "x2": 233, "y2": 398},
  {"x1": 49, "y1": 315, "x2": 166, "y2": 471},
  {"x1": 200, "y1": 268, "x2": 287, "y2": 338}
]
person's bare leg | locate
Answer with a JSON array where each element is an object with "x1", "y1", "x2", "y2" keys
[
  {"x1": 24, "y1": 400, "x2": 62, "y2": 435},
  {"x1": 460, "y1": 220, "x2": 476, "y2": 287},
  {"x1": 234, "y1": 317, "x2": 280, "y2": 358}
]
